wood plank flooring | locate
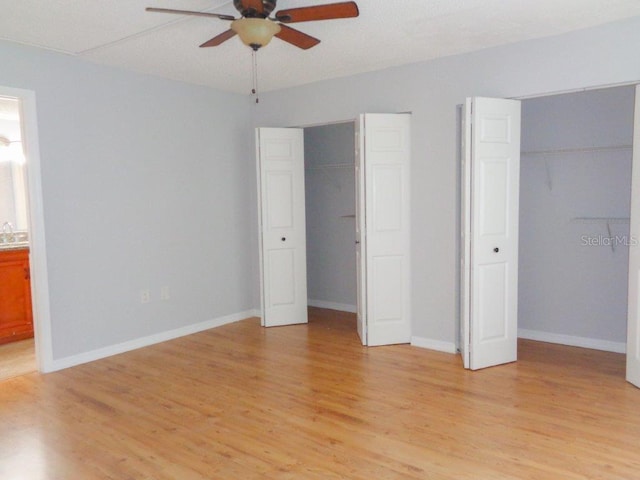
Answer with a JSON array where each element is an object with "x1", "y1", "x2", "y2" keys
[
  {"x1": 0, "y1": 338, "x2": 36, "y2": 381},
  {"x1": 1, "y1": 307, "x2": 639, "y2": 479}
]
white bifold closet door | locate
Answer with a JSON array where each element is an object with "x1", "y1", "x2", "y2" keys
[
  {"x1": 461, "y1": 97, "x2": 521, "y2": 370},
  {"x1": 357, "y1": 113, "x2": 412, "y2": 346},
  {"x1": 256, "y1": 128, "x2": 308, "y2": 327},
  {"x1": 626, "y1": 84, "x2": 640, "y2": 389}
]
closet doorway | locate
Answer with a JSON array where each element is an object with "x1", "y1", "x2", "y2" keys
[
  {"x1": 303, "y1": 122, "x2": 357, "y2": 316},
  {"x1": 256, "y1": 114, "x2": 412, "y2": 345},
  {"x1": 518, "y1": 85, "x2": 635, "y2": 354},
  {"x1": 460, "y1": 84, "x2": 638, "y2": 380}
]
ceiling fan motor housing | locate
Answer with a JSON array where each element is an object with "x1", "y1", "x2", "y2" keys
[{"x1": 233, "y1": 0, "x2": 277, "y2": 18}]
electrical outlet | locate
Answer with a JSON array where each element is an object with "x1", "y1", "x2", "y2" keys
[
  {"x1": 140, "y1": 289, "x2": 151, "y2": 304},
  {"x1": 160, "y1": 286, "x2": 170, "y2": 301}
]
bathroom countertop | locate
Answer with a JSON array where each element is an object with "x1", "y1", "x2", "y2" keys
[{"x1": 0, "y1": 242, "x2": 29, "y2": 251}]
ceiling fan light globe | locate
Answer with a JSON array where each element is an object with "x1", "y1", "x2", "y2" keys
[{"x1": 231, "y1": 18, "x2": 281, "y2": 49}]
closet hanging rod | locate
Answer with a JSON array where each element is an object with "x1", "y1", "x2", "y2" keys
[{"x1": 521, "y1": 145, "x2": 632, "y2": 156}]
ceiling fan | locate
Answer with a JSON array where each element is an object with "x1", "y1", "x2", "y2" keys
[{"x1": 146, "y1": 0, "x2": 360, "y2": 51}]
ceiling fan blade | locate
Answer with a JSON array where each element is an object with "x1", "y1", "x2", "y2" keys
[
  {"x1": 275, "y1": 25, "x2": 320, "y2": 50},
  {"x1": 275, "y1": 1, "x2": 359, "y2": 23},
  {"x1": 146, "y1": 7, "x2": 235, "y2": 21},
  {"x1": 199, "y1": 29, "x2": 237, "y2": 48}
]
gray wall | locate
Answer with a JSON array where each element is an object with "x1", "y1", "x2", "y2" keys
[
  {"x1": 254, "y1": 17, "x2": 640, "y2": 346},
  {"x1": 519, "y1": 86, "x2": 635, "y2": 342},
  {"x1": 0, "y1": 40, "x2": 256, "y2": 360},
  {"x1": 304, "y1": 123, "x2": 356, "y2": 308}
]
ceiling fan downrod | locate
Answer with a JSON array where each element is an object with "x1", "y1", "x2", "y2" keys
[{"x1": 252, "y1": 49, "x2": 259, "y2": 104}]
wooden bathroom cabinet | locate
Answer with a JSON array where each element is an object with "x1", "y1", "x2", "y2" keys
[{"x1": 0, "y1": 248, "x2": 33, "y2": 344}]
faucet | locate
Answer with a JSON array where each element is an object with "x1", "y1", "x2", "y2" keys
[{"x1": 1, "y1": 222, "x2": 14, "y2": 243}]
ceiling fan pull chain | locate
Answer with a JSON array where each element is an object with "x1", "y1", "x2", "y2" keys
[{"x1": 252, "y1": 49, "x2": 259, "y2": 104}]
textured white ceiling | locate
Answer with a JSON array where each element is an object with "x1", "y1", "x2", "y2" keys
[{"x1": 1, "y1": 0, "x2": 639, "y2": 94}]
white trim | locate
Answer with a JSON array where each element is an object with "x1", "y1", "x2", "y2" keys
[
  {"x1": 307, "y1": 299, "x2": 357, "y2": 313},
  {"x1": 255, "y1": 129, "x2": 265, "y2": 327},
  {"x1": 48, "y1": 310, "x2": 259, "y2": 372},
  {"x1": 513, "y1": 80, "x2": 640, "y2": 100},
  {"x1": 0, "y1": 86, "x2": 54, "y2": 373},
  {"x1": 518, "y1": 328, "x2": 626, "y2": 354},
  {"x1": 294, "y1": 118, "x2": 357, "y2": 129},
  {"x1": 626, "y1": 84, "x2": 640, "y2": 386},
  {"x1": 411, "y1": 336, "x2": 457, "y2": 354}
]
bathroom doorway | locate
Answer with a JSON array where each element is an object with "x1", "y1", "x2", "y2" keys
[{"x1": 0, "y1": 94, "x2": 35, "y2": 380}]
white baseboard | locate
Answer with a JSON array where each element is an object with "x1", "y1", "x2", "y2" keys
[
  {"x1": 47, "y1": 309, "x2": 260, "y2": 373},
  {"x1": 518, "y1": 328, "x2": 626, "y2": 354},
  {"x1": 307, "y1": 299, "x2": 357, "y2": 313},
  {"x1": 411, "y1": 336, "x2": 457, "y2": 354}
]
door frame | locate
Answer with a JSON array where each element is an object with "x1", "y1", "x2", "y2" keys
[{"x1": 0, "y1": 85, "x2": 53, "y2": 373}]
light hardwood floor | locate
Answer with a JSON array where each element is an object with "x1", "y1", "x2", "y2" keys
[
  {"x1": 1, "y1": 307, "x2": 638, "y2": 479},
  {"x1": 0, "y1": 338, "x2": 36, "y2": 381}
]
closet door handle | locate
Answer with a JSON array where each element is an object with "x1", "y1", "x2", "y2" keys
[
  {"x1": 494, "y1": 247, "x2": 499, "y2": 253},
  {"x1": 281, "y1": 237, "x2": 286, "y2": 242}
]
